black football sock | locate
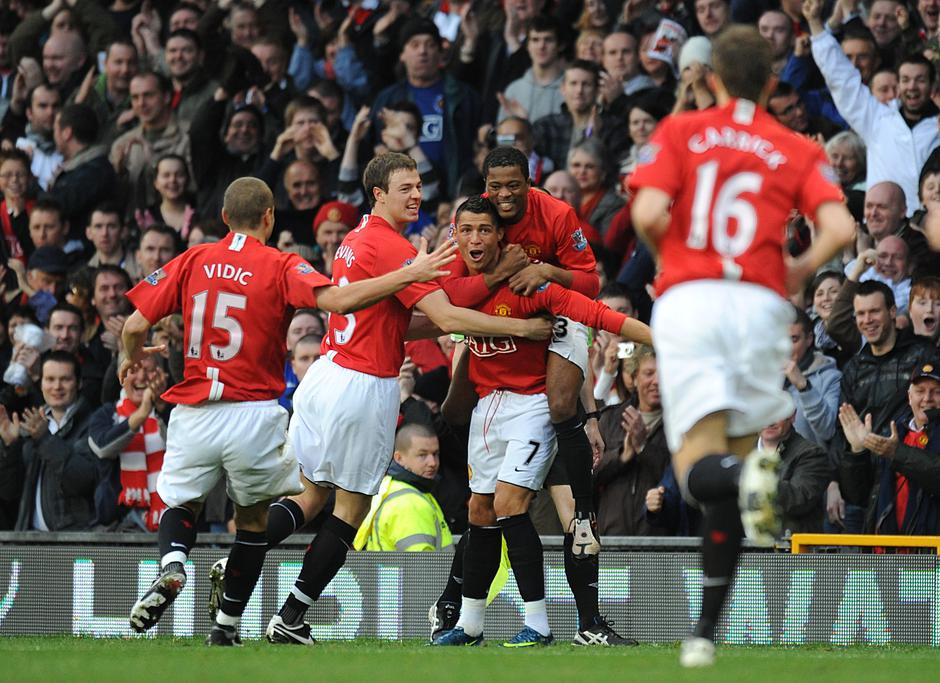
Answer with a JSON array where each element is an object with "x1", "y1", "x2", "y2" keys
[
  {"x1": 685, "y1": 454, "x2": 742, "y2": 504},
  {"x1": 564, "y1": 532, "x2": 600, "y2": 630},
  {"x1": 267, "y1": 498, "x2": 305, "y2": 547},
  {"x1": 438, "y1": 532, "x2": 468, "y2": 605},
  {"x1": 279, "y1": 515, "x2": 356, "y2": 625},
  {"x1": 498, "y1": 513, "x2": 544, "y2": 602},
  {"x1": 694, "y1": 497, "x2": 744, "y2": 642},
  {"x1": 553, "y1": 416, "x2": 594, "y2": 517},
  {"x1": 158, "y1": 506, "x2": 197, "y2": 569},
  {"x1": 461, "y1": 525, "x2": 502, "y2": 600},
  {"x1": 218, "y1": 529, "x2": 268, "y2": 622}
]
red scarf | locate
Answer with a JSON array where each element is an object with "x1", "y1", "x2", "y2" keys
[
  {"x1": 115, "y1": 394, "x2": 167, "y2": 531},
  {"x1": 0, "y1": 198, "x2": 32, "y2": 263}
]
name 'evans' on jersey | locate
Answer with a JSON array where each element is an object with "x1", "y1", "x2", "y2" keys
[{"x1": 686, "y1": 126, "x2": 788, "y2": 170}]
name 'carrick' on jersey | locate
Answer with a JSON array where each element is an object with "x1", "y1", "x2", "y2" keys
[
  {"x1": 127, "y1": 231, "x2": 333, "y2": 405},
  {"x1": 467, "y1": 282, "x2": 627, "y2": 397},
  {"x1": 629, "y1": 99, "x2": 844, "y2": 298},
  {"x1": 322, "y1": 214, "x2": 440, "y2": 378}
]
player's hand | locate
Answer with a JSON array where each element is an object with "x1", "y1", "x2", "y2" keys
[
  {"x1": 838, "y1": 403, "x2": 871, "y2": 453},
  {"x1": 584, "y1": 418, "x2": 604, "y2": 470},
  {"x1": 646, "y1": 485, "x2": 665, "y2": 513},
  {"x1": 863, "y1": 421, "x2": 899, "y2": 459},
  {"x1": 492, "y1": 244, "x2": 529, "y2": 283},
  {"x1": 405, "y1": 237, "x2": 457, "y2": 282},
  {"x1": 517, "y1": 317, "x2": 553, "y2": 340},
  {"x1": 21, "y1": 406, "x2": 48, "y2": 441},
  {"x1": 118, "y1": 345, "x2": 168, "y2": 384},
  {"x1": 826, "y1": 480, "x2": 845, "y2": 527},
  {"x1": 0, "y1": 406, "x2": 21, "y2": 446},
  {"x1": 507, "y1": 263, "x2": 548, "y2": 296}
]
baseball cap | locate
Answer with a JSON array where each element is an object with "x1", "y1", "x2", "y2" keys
[
  {"x1": 27, "y1": 246, "x2": 68, "y2": 275},
  {"x1": 912, "y1": 364, "x2": 940, "y2": 384},
  {"x1": 678, "y1": 36, "x2": 712, "y2": 73},
  {"x1": 399, "y1": 17, "x2": 442, "y2": 51},
  {"x1": 313, "y1": 201, "x2": 358, "y2": 235}
]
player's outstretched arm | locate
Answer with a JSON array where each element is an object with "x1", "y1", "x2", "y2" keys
[
  {"x1": 785, "y1": 201, "x2": 856, "y2": 294},
  {"x1": 542, "y1": 284, "x2": 653, "y2": 345},
  {"x1": 415, "y1": 289, "x2": 553, "y2": 340},
  {"x1": 119, "y1": 310, "x2": 165, "y2": 383},
  {"x1": 315, "y1": 238, "x2": 457, "y2": 315},
  {"x1": 631, "y1": 187, "x2": 672, "y2": 258}
]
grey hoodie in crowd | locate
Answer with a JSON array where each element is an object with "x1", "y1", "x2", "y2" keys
[{"x1": 786, "y1": 351, "x2": 842, "y2": 448}]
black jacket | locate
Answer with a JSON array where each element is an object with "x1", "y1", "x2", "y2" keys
[{"x1": 778, "y1": 429, "x2": 830, "y2": 534}]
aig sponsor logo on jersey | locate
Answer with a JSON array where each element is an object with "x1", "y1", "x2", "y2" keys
[
  {"x1": 144, "y1": 268, "x2": 166, "y2": 286},
  {"x1": 637, "y1": 142, "x2": 660, "y2": 166},
  {"x1": 571, "y1": 228, "x2": 588, "y2": 252},
  {"x1": 467, "y1": 335, "x2": 517, "y2": 357},
  {"x1": 817, "y1": 162, "x2": 839, "y2": 185}
]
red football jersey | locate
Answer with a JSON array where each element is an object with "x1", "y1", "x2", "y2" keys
[
  {"x1": 466, "y1": 282, "x2": 627, "y2": 397},
  {"x1": 127, "y1": 232, "x2": 332, "y2": 404},
  {"x1": 322, "y1": 214, "x2": 440, "y2": 378},
  {"x1": 629, "y1": 99, "x2": 844, "y2": 297},
  {"x1": 445, "y1": 189, "x2": 601, "y2": 303}
]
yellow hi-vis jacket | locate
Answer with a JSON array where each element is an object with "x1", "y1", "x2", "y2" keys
[{"x1": 354, "y1": 475, "x2": 453, "y2": 551}]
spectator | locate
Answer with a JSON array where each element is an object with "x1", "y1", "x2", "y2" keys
[
  {"x1": 251, "y1": 37, "x2": 295, "y2": 121},
  {"x1": 0, "y1": 350, "x2": 97, "y2": 531},
  {"x1": 164, "y1": 29, "x2": 217, "y2": 130},
  {"x1": 86, "y1": 203, "x2": 142, "y2": 282},
  {"x1": 824, "y1": 130, "x2": 867, "y2": 192},
  {"x1": 495, "y1": 116, "x2": 554, "y2": 186},
  {"x1": 599, "y1": 30, "x2": 656, "y2": 105},
  {"x1": 41, "y1": 30, "x2": 89, "y2": 100},
  {"x1": 808, "y1": 2, "x2": 940, "y2": 213},
  {"x1": 311, "y1": 201, "x2": 355, "y2": 277},
  {"x1": 354, "y1": 422, "x2": 453, "y2": 551},
  {"x1": 18, "y1": 245, "x2": 68, "y2": 324},
  {"x1": 110, "y1": 71, "x2": 191, "y2": 216},
  {"x1": 567, "y1": 138, "x2": 624, "y2": 239},
  {"x1": 758, "y1": 413, "x2": 829, "y2": 535},
  {"x1": 811, "y1": 269, "x2": 849, "y2": 362},
  {"x1": 908, "y1": 276, "x2": 940, "y2": 339},
  {"x1": 0, "y1": 148, "x2": 33, "y2": 267},
  {"x1": 84, "y1": 264, "x2": 132, "y2": 404},
  {"x1": 497, "y1": 15, "x2": 566, "y2": 124},
  {"x1": 574, "y1": 28, "x2": 604, "y2": 63},
  {"x1": 839, "y1": 363, "x2": 940, "y2": 534},
  {"x1": 371, "y1": 17, "x2": 482, "y2": 197},
  {"x1": 862, "y1": 181, "x2": 907, "y2": 246},
  {"x1": 46, "y1": 301, "x2": 102, "y2": 409},
  {"x1": 543, "y1": 169, "x2": 580, "y2": 209},
  {"x1": 135, "y1": 224, "x2": 178, "y2": 282},
  {"x1": 758, "y1": 9, "x2": 795, "y2": 74},
  {"x1": 47, "y1": 103, "x2": 116, "y2": 235},
  {"x1": 825, "y1": 280, "x2": 939, "y2": 532},
  {"x1": 624, "y1": 92, "x2": 672, "y2": 172},
  {"x1": 595, "y1": 344, "x2": 669, "y2": 536},
  {"x1": 1, "y1": 310, "x2": 44, "y2": 415},
  {"x1": 865, "y1": 0, "x2": 906, "y2": 66},
  {"x1": 870, "y1": 67, "x2": 899, "y2": 103},
  {"x1": 673, "y1": 37, "x2": 716, "y2": 114},
  {"x1": 785, "y1": 306, "x2": 842, "y2": 447},
  {"x1": 695, "y1": 0, "x2": 731, "y2": 37},
  {"x1": 87, "y1": 353, "x2": 168, "y2": 531},
  {"x1": 289, "y1": 333, "x2": 322, "y2": 386},
  {"x1": 134, "y1": 154, "x2": 197, "y2": 241},
  {"x1": 279, "y1": 308, "x2": 326, "y2": 411},
  {"x1": 14, "y1": 84, "x2": 63, "y2": 190},
  {"x1": 8, "y1": 0, "x2": 118, "y2": 66},
  {"x1": 767, "y1": 81, "x2": 841, "y2": 140},
  {"x1": 73, "y1": 39, "x2": 138, "y2": 146}
]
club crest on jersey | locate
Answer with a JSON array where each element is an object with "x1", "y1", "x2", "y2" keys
[
  {"x1": 524, "y1": 244, "x2": 541, "y2": 258},
  {"x1": 494, "y1": 303, "x2": 512, "y2": 317},
  {"x1": 295, "y1": 262, "x2": 315, "y2": 275},
  {"x1": 637, "y1": 143, "x2": 659, "y2": 165},
  {"x1": 144, "y1": 268, "x2": 166, "y2": 286},
  {"x1": 817, "y1": 162, "x2": 839, "y2": 185},
  {"x1": 571, "y1": 228, "x2": 588, "y2": 252}
]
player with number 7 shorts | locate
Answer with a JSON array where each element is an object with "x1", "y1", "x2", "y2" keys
[
  {"x1": 122, "y1": 177, "x2": 459, "y2": 646},
  {"x1": 430, "y1": 195, "x2": 651, "y2": 648},
  {"x1": 629, "y1": 26, "x2": 855, "y2": 667}
]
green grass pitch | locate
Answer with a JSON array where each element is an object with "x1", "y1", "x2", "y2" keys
[{"x1": 2, "y1": 638, "x2": 939, "y2": 683}]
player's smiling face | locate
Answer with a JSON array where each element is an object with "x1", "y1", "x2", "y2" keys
[
  {"x1": 455, "y1": 211, "x2": 503, "y2": 274},
  {"x1": 382, "y1": 168, "x2": 423, "y2": 224},
  {"x1": 485, "y1": 165, "x2": 530, "y2": 224}
]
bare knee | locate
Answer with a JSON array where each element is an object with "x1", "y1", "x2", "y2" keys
[
  {"x1": 333, "y1": 490, "x2": 371, "y2": 528},
  {"x1": 289, "y1": 478, "x2": 331, "y2": 520},
  {"x1": 493, "y1": 484, "x2": 534, "y2": 518},
  {"x1": 468, "y1": 493, "x2": 496, "y2": 526},
  {"x1": 234, "y1": 499, "x2": 273, "y2": 532},
  {"x1": 546, "y1": 355, "x2": 582, "y2": 423}
]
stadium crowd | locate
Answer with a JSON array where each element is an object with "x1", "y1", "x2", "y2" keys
[{"x1": 1, "y1": 0, "x2": 940, "y2": 546}]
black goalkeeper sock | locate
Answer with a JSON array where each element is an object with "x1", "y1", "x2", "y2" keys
[
  {"x1": 564, "y1": 532, "x2": 600, "y2": 629},
  {"x1": 553, "y1": 416, "x2": 594, "y2": 518},
  {"x1": 462, "y1": 525, "x2": 502, "y2": 600},
  {"x1": 694, "y1": 497, "x2": 744, "y2": 642},
  {"x1": 438, "y1": 532, "x2": 468, "y2": 605},
  {"x1": 158, "y1": 506, "x2": 197, "y2": 568},
  {"x1": 267, "y1": 498, "x2": 305, "y2": 547},
  {"x1": 280, "y1": 515, "x2": 356, "y2": 625},
  {"x1": 498, "y1": 513, "x2": 545, "y2": 602},
  {"x1": 218, "y1": 529, "x2": 268, "y2": 620},
  {"x1": 685, "y1": 454, "x2": 741, "y2": 504}
]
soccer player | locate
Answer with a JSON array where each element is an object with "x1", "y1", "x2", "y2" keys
[
  {"x1": 629, "y1": 26, "x2": 855, "y2": 667},
  {"x1": 123, "y1": 176, "x2": 457, "y2": 645},
  {"x1": 444, "y1": 146, "x2": 605, "y2": 558},
  {"x1": 432, "y1": 196, "x2": 651, "y2": 647},
  {"x1": 264, "y1": 154, "x2": 553, "y2": 645}
]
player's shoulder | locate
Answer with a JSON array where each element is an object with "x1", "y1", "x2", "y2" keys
[{"x1": 528, "y1": 187, "x2": 577, "y2": 222}]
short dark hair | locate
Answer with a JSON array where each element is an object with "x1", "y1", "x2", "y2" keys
[
  {"x1": 285, "y1": 95, "x2": 326, "y2": 127},
  {"x1": 362, "y1": 153, "x2": 417, "y2": 207},
  {"x1": 8, "y1": 304, "x2": 39, "y2": 326},
  {"x1": 841, "y1": 23, "x2": 878, "y2": 49},
  {"x1": 791, "y1": 304, "x2": 813, "y2": 336},
  {"x1": 712, "y1": 25, "x2": 773, "y2": 102},
  {"x1": 140, "y1": 223, "x2": 179, "y2": 246},
  {"x1": 57, "y1": 104, "x2": 99, "y2": 145},
  {"x1": 106, "y1": 38, "x2": 137, "y2": 60},
  {"x1": 565, "y1": 59, "x2": 601, "y2": 86},
  {"x1": 770, "y1": 81, "x2": 798, "y2": 101},
  {"x1": 222, "y1": 177, "x2": 274, "y2": 227},
  {"x1": 41, "y1": 349, "x2": 81, "y2": 382},
  {"x1": 598, "y1": 283, "x2": 630, "y2": 302},
  {"x1": 528, "y1": 14, "x2": 564, "y2": 43},
  {"x1": 90, "y1": 201, "x2": 123, "y2": 225},
  {"x1": 0, "y1": 147, "x2": 31, "y2": 171},
  {"x1": 32, "y1": 197, "x2": 65, "y2": 223},
  {"x1": 454, "y1": 195, "x2": 500, "y2": 224},
  {"x1": 94, "y1": 263, "x2": 132, "y2": 291},
  {"x1": 394, "y1": 421, "x2": 438, "y2": 451},
  {"x1": 899, "y1": 52, "x2": 935, "y2": 84},
  {"x1": 133, "y1": 70, "x2": 173, "y2": 95},
  {"x1": 385, "y1": 100, "x2": 423, "y2": 130},
  {"x1": 48, "y1": 302, "x2": 84, "y2": 329},
  {"x1": 856, "y1": 279, "x2": 895, "y2": 310},
  {"x1": 483, "y1": 146, "x2": 529, "y2": 181},
  {"x1": 167, "y1": 27, "x2": 202, "y2": 50}
]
